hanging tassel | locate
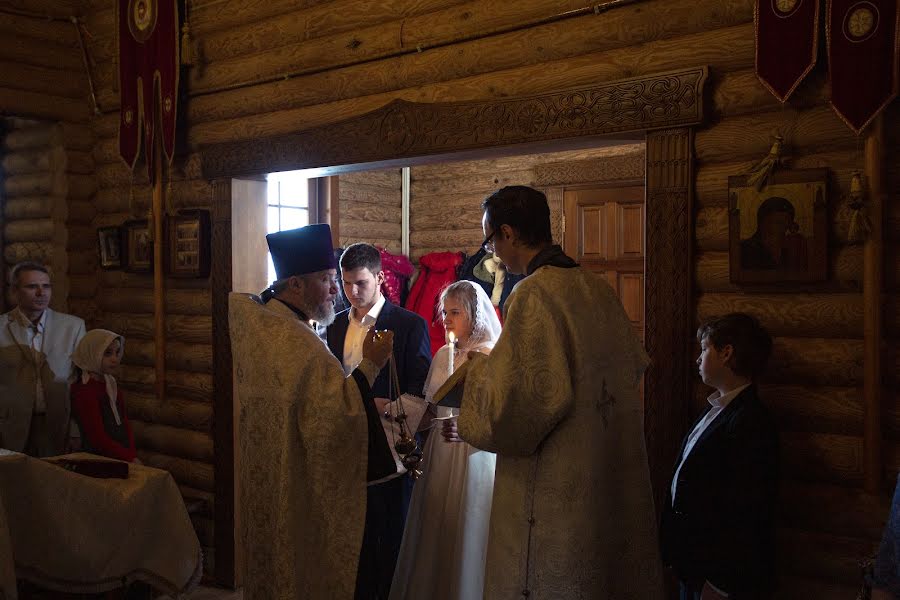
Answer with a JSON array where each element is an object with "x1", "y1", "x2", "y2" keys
[
  {"x1": 847, "y1": 170, "x2": 872, "y2": 244},
  {"x1": 181, "y1": 1, "x2": 193, "y2": 66},
  {"x1": 745, "y1": 135, "x2": 785, "y2": 191}
]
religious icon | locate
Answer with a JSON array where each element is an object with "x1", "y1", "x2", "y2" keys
[
  {"x1": 122, "y1": 220, "x2": 153, "y2": 273},
  {"x1": 97, "y1": 226, "x2": 122, "y2": 269},
  {"x1": 728, "y1": 168, "x2": 828, "y2": 283},
  {"x1": 166, "y1": 210, "x2": 210, "y2": 278}
]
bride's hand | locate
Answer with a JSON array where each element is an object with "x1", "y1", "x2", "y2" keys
[{"x1": 441, "y1": 418, "x2": 463, "y2": 443}]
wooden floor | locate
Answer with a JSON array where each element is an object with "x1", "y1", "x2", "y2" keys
[{"x1": 160, "y1": 586, "x2": 243, "y2": 600}]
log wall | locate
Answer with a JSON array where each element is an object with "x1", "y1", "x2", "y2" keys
[
  {"x1": 337, "y1": 168, "x2": 402, "y2": 251},
  {"x1": 56, "y1": 0, "x2": 898, "y2": 590},
  {"x1": 409, "y1": 144, "x2": 645, "y2": 262}
]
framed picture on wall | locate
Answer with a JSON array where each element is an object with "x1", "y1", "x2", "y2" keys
[
  {"x1": 122, "y1": 219, "x2": 153, "y2": 273},
  {"x1": 728, "y1": 168, "x2": 828, "y2": 284},
  {"x1": 166, "y1": 209, "x2": 210, "y2": 278},
  {"x1": 97, "y1": 226, "x2": 122, "y2": 269}
]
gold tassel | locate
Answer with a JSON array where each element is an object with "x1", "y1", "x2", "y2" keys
[
  {"x1": 847, "y1": 170, "x2": 871, "y2": 244},
  {"x1": 181, "y1": 21, "x2": 193, "y2": 66},
  {"x1": 745, "y1": 135, "x2": 785, "y2": 191}
]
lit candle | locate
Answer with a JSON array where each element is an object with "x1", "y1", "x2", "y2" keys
[{"x1": 447, "y1": 331, "x2": 456, "y2": 377}]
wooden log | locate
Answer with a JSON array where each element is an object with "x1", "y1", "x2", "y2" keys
[
  {"x1": 695, "y1": 106, "x2": 859, "y2": 165},
  {"x1": 695, "y1": 293, "x2": 863, "y2": 339},
  {"x1": 67, "y1": 175, "x2": 97, "y2": 202},
  {"x1": 0, "y1": 13, "x2": 79, "y2": 49},
  {"x1": 94, "y1": 180, "x2": 214, "y2": 213},
  {"x1": 59, "y1": 123, "x2": 95, "y2": 152},
  {"x1": 778, "y1": 480, "x2": 890, "y2": 541},
  {"x1": 0, "y1": 86, "x2": 89, "y2": 123},
  {"x1": 2, "y1": 122, "x2": 54, "y2": 150},
  {"x1": 0, "y1": 61, "x2": 85, "y2": 99},
  {"x1": 181, "y1": 0, "x2": 334, "y2": 36},
  {"x1": 3, "y1": 218, "x2": 53, "y2": 243},
  {"x1": 780, "y1": 431, "x2": 863, "y2": 485},
  {"x1": 339, "y1": 219, "x2": 401, "y2": 240},
  {"x1": 4, "y1": 173, "x2": 57, "y2": 198},
  {"x1": 128, "y1": 391, "x2": 213, "y2": 432},
  {"x1": 68, "y1": 274, "x2": 98, "y2": 299},
  {"x1": 65, "y1": 150, "x2": 94, "y2": 175},
  {"x1": 694, "y1": 248, "x2": 863, "y2": 294},
  {"x1": 67, "y1": 249, "x2": 99, "y2": 275},
  {"x1": 188, "y1": 20, "x2": 753, "y2": 147},
  {"x1": 98, "y1": 313, "x2": 213, "y2": 345},
  {"x1": 136, "y1": 450, "x2": 214, "y2": 492},
  {"x1": 67, "y1": 201, "x2": 97, "y2": 225},
  {"x1": 120, "y1": 366, "x2": 215, "y2": 404},
  {"x1": 756, "y1": 384, "x2": 863, "y2": 436},
  {"x1": 96, "y1": 288, "x2": 212, "y2": 316},
  {"x1": 184, "y1": 0, "x2": 751, "y2": 102},
  {"x1": 131, "y1": 420, "x2": 215, "y2": 462},
  {"x1": 1, "y1": 0, "x2": 82, "y2": 18},
  {"x1": 777, "y1": 528, "x2": 877, "y2": 584},
  {"x1": 339, "y1": 182, "x2": 403, "y2": 206},
  {"x1": 66, "y1": 298, "x2": 97, "y2": 324},
  {"x1": 98, "y1": 270, "x2": 211, "y2": 291},
  {"x1": 3, "y1": 241, "x2": 52, "y2": 264},
  {"x1": 0, "y1": 33, "x2": 82, "y2": 71},
  {"x1": 125, "y1": 338, "x2": 214, "y2": 374},
  {"x1": 339, "y1": 168, "x2": 401, "y2": 189},
  {"x1": 340, "y1": 199, "x2": 402, "y2": 223},
  {"x1": 695, "y1": 149, "x2": 864, "y2": 209},
  {"x1": 338, "y1": 236, "x2": 400, "y2": 252},
  {"x1": 1, "y1": 148, "x2": 52, "y2": 174},
  {"x1": 711, "y1": 67, "x2": 826, "y2": 120},
  {"x1": 410, "y1": 228, "x2": 484, "y2": 249},
  {"x1": 195, "y1": 0, "x2": 466, "y2": 63},
  {"x1": 411, "y1": 169, "x2": 536, "y2": 197},
  {"x1": 533, "y1": 155, "x2": 644, "y2": 188},
  {"x1": 764, "y1": 337, "x2": 863, "y2": 387},
  {"x1": 410, "y1": 195, "x2": 486, "y2": 230},
  {"x1": 66, "y1": 225, "x2": 97, "y2": 251},
  {"x1": 4, "y1": 196, "x2": 55, "y2": 220}
]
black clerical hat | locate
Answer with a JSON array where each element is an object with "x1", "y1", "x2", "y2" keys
[{"x1": 266, "y1": 224, "x2": 337, "y2": 279}]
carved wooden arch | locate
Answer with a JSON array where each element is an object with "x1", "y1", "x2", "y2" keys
[{"x1": 207, "y1": 67, "x2": 706, "y2": 584}]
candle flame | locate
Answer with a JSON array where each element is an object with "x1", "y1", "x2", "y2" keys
[{"x1": 448, "y1": 331, "x2": 456, "y2": 345}]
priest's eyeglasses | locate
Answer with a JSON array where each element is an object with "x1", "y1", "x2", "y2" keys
[{"x1": 481, "y1": 231, "x2": 496, "y2": 253}]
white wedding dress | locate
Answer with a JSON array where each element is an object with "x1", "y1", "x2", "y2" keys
[{"x1": 390, "y1": 341, "x2": 498, "y2": 600}]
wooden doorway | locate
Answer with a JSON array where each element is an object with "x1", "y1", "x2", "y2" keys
[{"x1": 563, "y1": 183, "x2": 645, "y2": 339}]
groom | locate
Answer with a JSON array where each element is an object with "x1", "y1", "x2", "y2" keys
[{"x1": 326, "y1": 242, "x2": 431, "y2": 599}]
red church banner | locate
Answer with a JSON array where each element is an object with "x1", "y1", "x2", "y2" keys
[
  {"x1": 755, "y1": 0, "x2": 820, "y2": 102},
  {"x1": 827, "y1": 0, "x2": 899, "y2": 133},
  {"x1": 118, "y1": 0, "x2": 179, "y2": 180}
]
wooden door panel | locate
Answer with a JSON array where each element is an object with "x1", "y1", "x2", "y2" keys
[
  {"x1": 618, "y1": 203, "x2": 644, "y2": 259},
  {"x1": 580, "y1": 205, "x2": 606, "y2": 259}
]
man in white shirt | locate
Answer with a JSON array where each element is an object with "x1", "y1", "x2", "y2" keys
[
  {"x1": 0, "y1": 262, "x2": 85, "y2": 456},
  {"x1": 325, "y1": 243, "x2": 431, "y2": 600},
  {"x1": 660, "y1": 313, "x2": 779, "y2": 600}
]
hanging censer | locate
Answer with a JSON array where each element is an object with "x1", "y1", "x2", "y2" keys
[{"x1": 384, "y1": 348, "x2": 423, "y2": 479}]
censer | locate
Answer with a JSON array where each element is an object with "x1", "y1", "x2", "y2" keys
[{"x1": 382, "y1": 344, "x2": 423, "y2": 479}]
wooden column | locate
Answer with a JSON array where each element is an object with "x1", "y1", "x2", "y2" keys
[
  {"x1": 863, "y1": 115, "x2": 884, "y2": 494},
  {"x1": 211, "y1": 178, "x2": 238, "y2": 586},
  {"x1": 643, "y1": 128, "x2": 694, "y2": 515},
  {"x1": 153, "y1": 142, "x2": 166, "y2": 401}
]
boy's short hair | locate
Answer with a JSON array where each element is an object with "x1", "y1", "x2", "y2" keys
[
  {"x1": 482, "y1": 186, "x2": 553, "y2": 247},
  {"x1": 9, "y1": 261, "x2": 49, "y2": 287},
  {"x1": 697, "y1": 313, "x2": 772, "y2": 378},
  {"x1": 339, "y1": 243, "x2": 382, "y2": 274}
]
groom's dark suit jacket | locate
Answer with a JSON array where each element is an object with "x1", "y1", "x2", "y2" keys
[
  {"x1": 660, "y1": 384, "x2": 779, "y2": 596},
  {"x1": 326, "y1": 299, "x2": 431, "y2": 400}
]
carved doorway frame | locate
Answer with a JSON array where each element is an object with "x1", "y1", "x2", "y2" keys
[{"x1": 204, "y1": 67, "x2": 706, "y2": 585}]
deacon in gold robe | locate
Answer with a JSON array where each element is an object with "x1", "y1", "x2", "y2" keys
[
  {"x1": 454, "y1": 186, "x2": 665, "y2": 599},
  {"x1": 229, "y1": 224, "x2": 397, "y2": 600}
]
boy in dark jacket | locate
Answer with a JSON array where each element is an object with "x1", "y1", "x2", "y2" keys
[{"x1": 660, "y1": 313, "x2": 779, "y2": 599}]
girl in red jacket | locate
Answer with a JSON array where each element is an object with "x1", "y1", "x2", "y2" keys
[{"x1": 70, "y1": 329, "x2": 137, "y2": 462}]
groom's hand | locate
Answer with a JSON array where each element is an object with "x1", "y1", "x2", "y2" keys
[{"x1": 441, "y1": 419, "x2": 463, "y2": 443}]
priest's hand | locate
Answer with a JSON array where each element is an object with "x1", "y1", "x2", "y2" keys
[
  {"x1": 374, "y1": 397, "x2": 391, "y2": 417},
  {"x1": 363, "y1": 328, "x2": 394, "y2": 369},
  {"x1": 441, "y1": 418, "x2": 463, "y2": 443}
]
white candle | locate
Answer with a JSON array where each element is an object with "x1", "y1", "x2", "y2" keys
[{"x1": 447, "y1": 331, "x2": 456, "y2": 377}]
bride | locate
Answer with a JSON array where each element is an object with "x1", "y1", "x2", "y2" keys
[{"x1": 390, "y1": 280, "x2": 502, "y2": 600}]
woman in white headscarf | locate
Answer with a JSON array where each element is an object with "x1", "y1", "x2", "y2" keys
[
  {"x1": 391, "y1": 280, "x2": 503, "y2": 600},
  {"x1": 70, "y1": 329, "x2": 137, "y2": 462}
]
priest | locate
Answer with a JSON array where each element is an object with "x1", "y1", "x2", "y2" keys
[
  {"x1": 229, "y1": 224, "x2": 397, "y2": 599},
  {"x1": 454, "y1": 186, "x2": 665, "y2": 599}
]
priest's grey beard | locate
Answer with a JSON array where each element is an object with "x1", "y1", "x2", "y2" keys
[{"x1": 307, "y1": 300, "x2": 335, "y2": 327}]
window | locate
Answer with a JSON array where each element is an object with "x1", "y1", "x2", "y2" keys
[{"x1": 267, "y1": 171, "x2": 310, "y2": 282}]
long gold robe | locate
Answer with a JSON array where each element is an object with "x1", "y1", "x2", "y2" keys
[
  {"x1": 230, "y1": 295, "x2": 386, "y2": 600},
  {"x1": 458, "y1": 266, "x2": 664, "y2": 600}
]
